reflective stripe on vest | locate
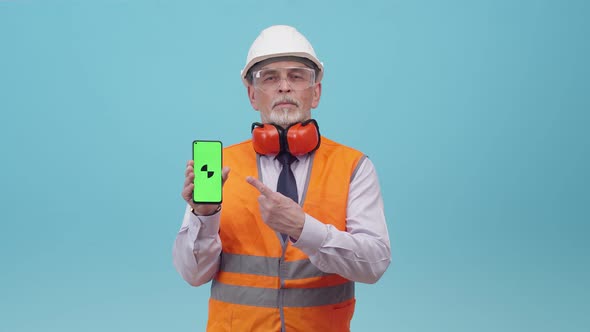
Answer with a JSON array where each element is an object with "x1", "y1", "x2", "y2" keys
[
  {"x1": 220, "y1": 252, "x2": 326, "y2": 279},
  {"x1": 211, "y1": 279, "x2": 355, "y2": 308}
]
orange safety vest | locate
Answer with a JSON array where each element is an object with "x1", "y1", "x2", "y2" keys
[{"x1": 207, "y1": 137, "x2": 365, "y2": 332}]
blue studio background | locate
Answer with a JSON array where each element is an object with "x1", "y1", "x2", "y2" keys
[{"x1": 1, "y1": 0, "x2": 588, "y2": 331}]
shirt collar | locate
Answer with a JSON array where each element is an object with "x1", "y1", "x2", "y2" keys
[{"x1": 259, "y1": 153, "x2": 308, "y2": 163}]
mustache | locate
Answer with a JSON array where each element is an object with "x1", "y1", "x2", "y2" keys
[{"x1": 271, "y1": 96, "x2": 300, "y2": 109}]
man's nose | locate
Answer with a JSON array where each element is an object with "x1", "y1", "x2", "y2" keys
[{"x1": 277, "y1": 77, "x2": 292, "y2": 92}]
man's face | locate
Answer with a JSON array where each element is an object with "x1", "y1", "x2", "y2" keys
[{"x1": 247, "y1": 60, "x2": 322, "y2": 128}]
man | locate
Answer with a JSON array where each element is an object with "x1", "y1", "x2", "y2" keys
[{"x1": 174, "y1": 25, "x2": 391, "y2": 332}]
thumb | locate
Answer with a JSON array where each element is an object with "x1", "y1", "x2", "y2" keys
[{"x1": 221, "y1": 167, "x2": 231, "y2": 186}]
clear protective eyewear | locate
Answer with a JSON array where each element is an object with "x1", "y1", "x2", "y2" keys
[{"x1": 252, "y1": 67, "x2": 316, "y2": 92}]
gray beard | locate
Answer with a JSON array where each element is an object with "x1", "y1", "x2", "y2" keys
[{"x1": 267, "y1": 108, "x2": 310, "y2": 128}]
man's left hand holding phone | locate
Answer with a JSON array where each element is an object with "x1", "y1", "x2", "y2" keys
[{"x1": 182, "y1": 140, "x2": 230, "y2": 216}]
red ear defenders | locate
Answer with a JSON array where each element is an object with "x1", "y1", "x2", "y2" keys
[{"x1": 251, "y1": 119, "x2": 321, "y2": 156}]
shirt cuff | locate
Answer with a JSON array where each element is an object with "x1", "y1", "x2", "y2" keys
[
  {"x1": 292, "y1": 214, "x2": 328, "y2": 253},
  {"x1": 188, "y1": 209, "x2": 221, "y2": 238}
]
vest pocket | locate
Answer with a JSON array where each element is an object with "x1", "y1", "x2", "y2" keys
[
  {"x1": 330, "y1": 299, "x2": 356, "y2": 332},
  {"x1": 230, "y1": 304, "x2": 281, "y2": 331}
]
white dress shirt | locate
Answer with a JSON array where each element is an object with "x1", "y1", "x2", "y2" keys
[{"x1": 173, "y1": 153, "x2": 391, "y2": 286}]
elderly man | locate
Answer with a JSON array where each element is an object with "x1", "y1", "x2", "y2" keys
[{"x1": 174, "y1": 25, "x2": 391, "y2": 332}]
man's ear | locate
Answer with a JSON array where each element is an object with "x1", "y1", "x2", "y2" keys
[
  {"x1": 247, "y1": 85, "x2": 259, "y2": 111},
  {"x1": 311, "y1": 82, "x2": 322, "y2": 109}
]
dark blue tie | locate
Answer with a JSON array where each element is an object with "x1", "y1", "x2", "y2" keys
[
  {"x1": 277, "y1": 152, "x2": 298, "y2": 203},
  {"x1": 276, "y1": 152, "x2": 298, "y2": 241}
]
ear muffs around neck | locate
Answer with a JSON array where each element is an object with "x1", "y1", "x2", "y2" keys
[{"x1": 251, "y1": 119, "x2": 321, "y2": 156}]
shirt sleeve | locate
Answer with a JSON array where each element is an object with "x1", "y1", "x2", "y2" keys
[
  {"x1": 172, "y1": 204, "x2": 222, "y2": 286},
  {"x1": 293, "y1": 158, "x2": 391, "y2": 284}
]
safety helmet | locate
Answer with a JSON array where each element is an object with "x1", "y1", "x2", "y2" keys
[{"x1": 241, "y1": 25, "x2": 324, "y2": 87}]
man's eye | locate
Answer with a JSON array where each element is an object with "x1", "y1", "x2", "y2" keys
[{"x1": 263, "y1": 75, "x2": 278, "y2": 82}]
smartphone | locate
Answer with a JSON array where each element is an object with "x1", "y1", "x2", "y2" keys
[{"x1": 192, "y1": 140, "x2": 223, "y2": 204}]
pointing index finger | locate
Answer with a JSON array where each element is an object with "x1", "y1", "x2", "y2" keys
[{"x1": 246, "y1": 176, "x2": 272, "y2": 197}]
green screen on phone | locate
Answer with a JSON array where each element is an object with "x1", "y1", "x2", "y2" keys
[{"x1": 192, "y1": 140, "x2": 223, "y2": 204}]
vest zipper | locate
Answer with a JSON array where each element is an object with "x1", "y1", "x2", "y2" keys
[{"x1": 279, "y1": 239, "x2": 287, "y2": 332}]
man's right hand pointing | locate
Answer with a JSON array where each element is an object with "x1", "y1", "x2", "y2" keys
[{"x1": 246, "y1": 176, "x2": 305, "y2": 240}]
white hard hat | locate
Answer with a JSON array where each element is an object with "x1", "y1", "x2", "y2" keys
[{"x1": 241, "y1": 25, "x2": 324, "y2": 86}]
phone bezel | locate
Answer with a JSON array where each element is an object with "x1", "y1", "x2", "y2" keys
[{"x1": 192, "y1": 140, "x2": 223, "y2": 205}]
